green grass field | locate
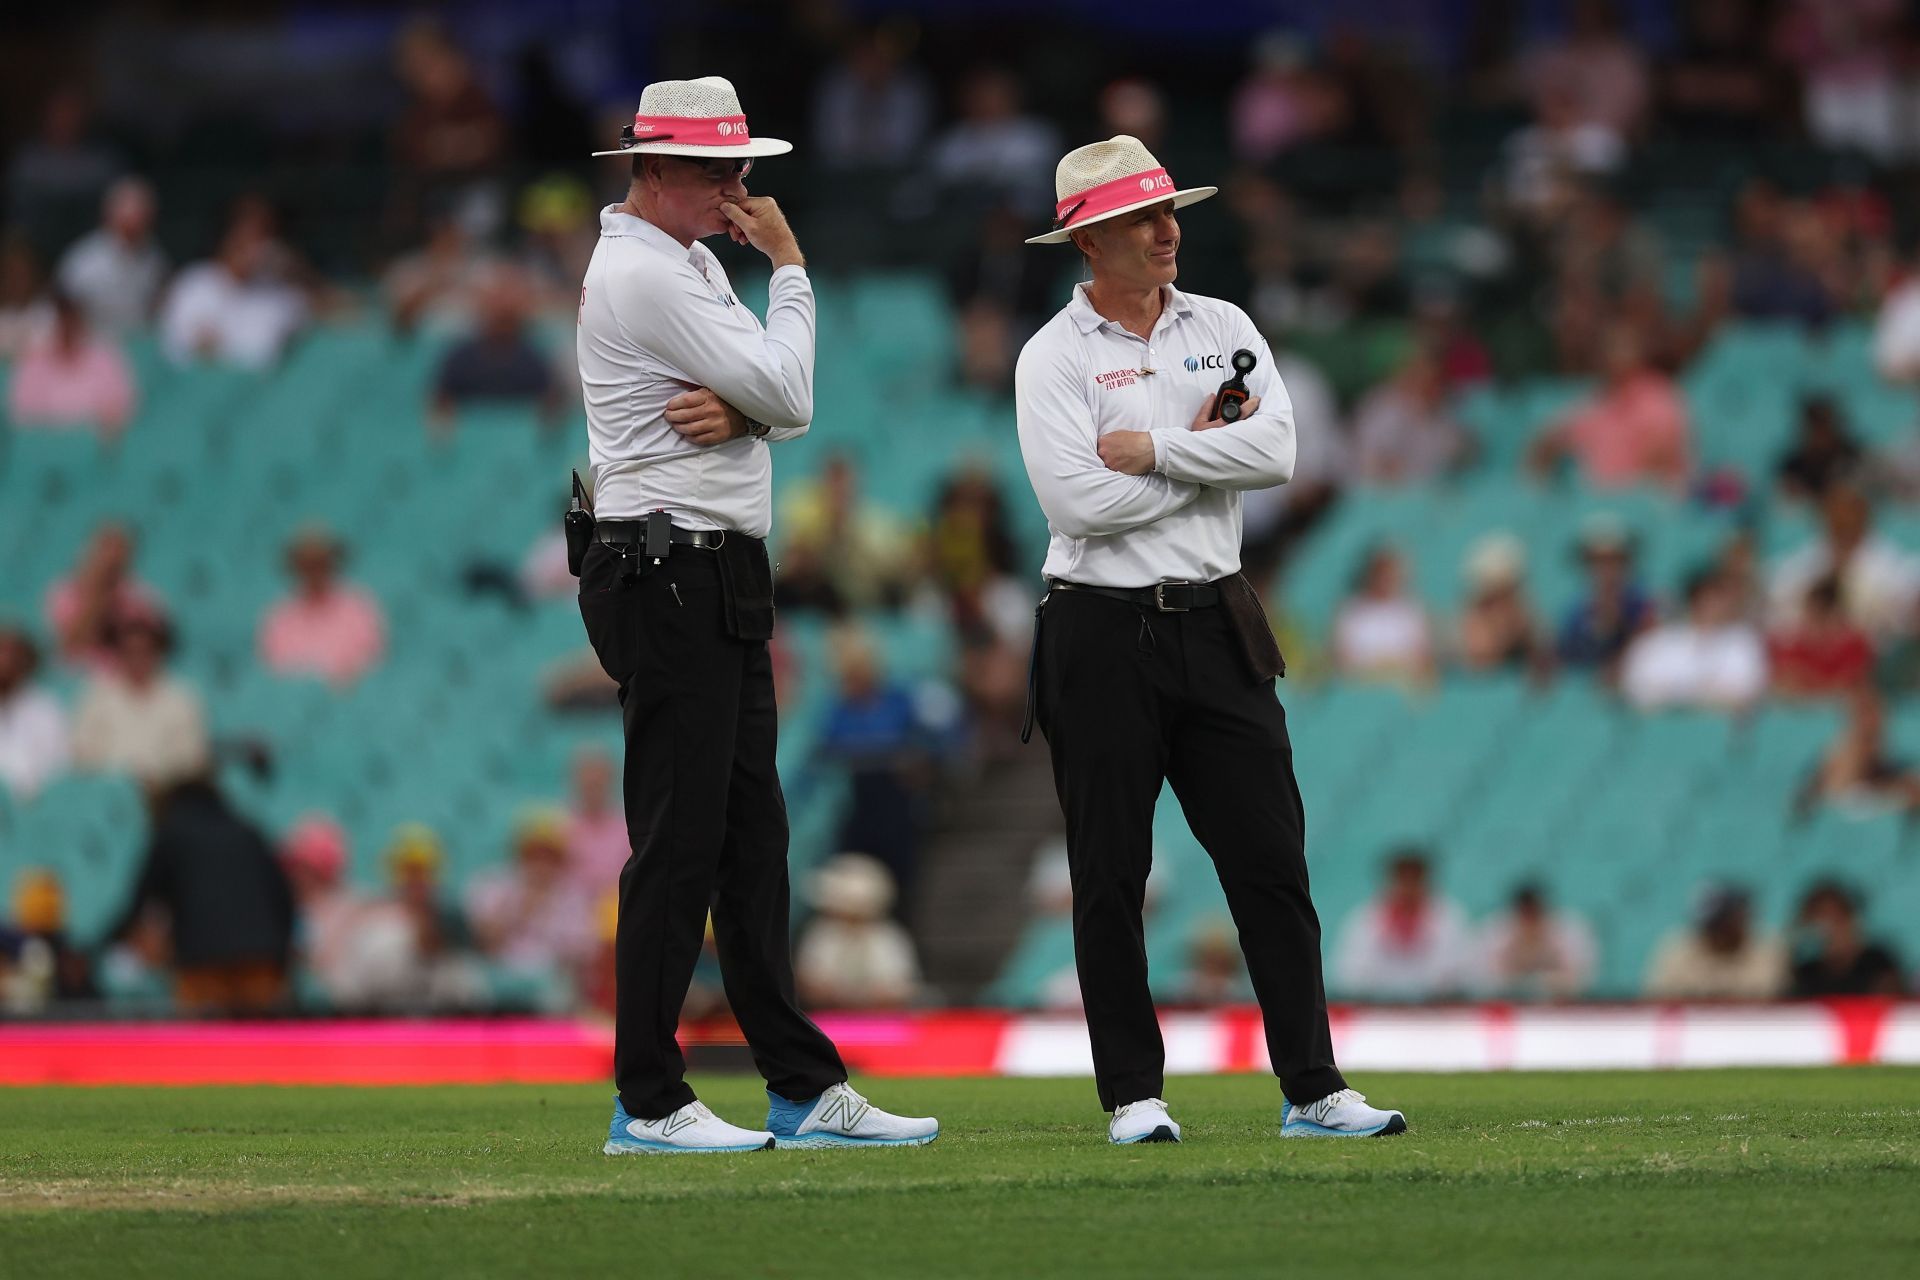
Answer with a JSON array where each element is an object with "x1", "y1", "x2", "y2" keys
[{"x1": 2, "y1": 1069, "x2": 1917, "y2": 1278}]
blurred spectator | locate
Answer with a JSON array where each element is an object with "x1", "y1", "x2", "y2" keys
[
  {"x1": 318, "y1": 825, "x2": 486, "y2": 1012},
  {"x1": 778, "y1": 454, "x2": 917, "y2": 613},
  {"x1": 812, "y1": 24, "x2": 934, "y2": 170},
  {"x1": 1715, "y1": 527, "x2": 1769, "y2": 625},
  {"x1": 1098, "y1": 78, "x2": 1167, "y2": 153},
  {"x1": 1501, "y1": 82, "x2": 1627, "y2": 222},
  {"x1": 1767, "y1": 575, "x2": 1875, "y2": 699},
  {"x1": 1529, "y1": 325, "x2": 1691, "y2": 491},
  {"x1": 516, "y1": 176, "x2": 599, "y2": 312},
  {"x1": 566, "y1": 747, "x2": 630, "y2": 899},
  {"x1": 44, "y1": 523, "x2": 163, "y2": 670},
  {"x1": 0, "y1": 625, "x2": 69, "y2": 801},
  {"x1": 947, "y1": 203, "x2": 1060, "y2": 339},
  {"x1": 1725, "y1": 182, "x2": 1838, "y2": 328},
  {"x1": 1178, "y1": 920, "x2": 1254, "y2": 1005},
  {"x1": 5, "y1": 291, "x2": 136, "y2": 437},
  {"x1": 258, "y1": 527, "x2": 387, "y2": 686},
  {"x1": 817, "y1": 629, "x2": 934, "y2": 902},
  {"x1": 391, "y1": 20, "x2": 507, "y2": 241},
  {"x1": 1643, "y1": 884, "x2": 1788, "y2": 1000},
  {"x1": 1770, "y1": 486, "x2": 1920, "y2": 642},
  {"x1": 70, "y1": 615, "x2": 210, "y2": 790},
  {"x1": 158, "y1": 214, "x2": 308, "y2": 369},
  {"x1": 4, "y1": 87, "x2": 121, "y2": 256},
  {"x1": 108, "y1": 778, "x2": 296, "y2": 1015},
  {"x1": 955, "y1": 296, "x2": 1017, "y2": 395},
  {"x1": 430, "y1": 265, "x2": 560, "y2": 427},
  {"x1": 1774, "y1": 396, "x2": 1863, "y2": 504},
  {"x1": 0, "y1": 869, "x2": 94, "y2": 1012},
  {"x1": 1772, "y1": 0, "x2": 1905, "y2": 163},
  {"x1": 1231, "y1": 32, "x2": 1332, "y2": 164},
  {"x1": 56, "y1": 177, "x2": 167, "y2": 334},
  {"x1": 281, "y1": 816, "x2": 367, "y2": 998},
  {"x1": 925, "y1": 465, "x2": 1019, "y2": 605},
  {"x1": 1473, "y1": 883, "x2": 1597, "y2": 1000},
  {"x1": 1876, "y1": 595, "x2": 1920, "y2": 696},
  {"x1": 1352, "y1": 345, "x2": 1471, "y2": 485},
  {"x1": 1454, "y1": 534, "x2": 1548, "y2": 675},
  {"x1": 1331, "y1": 848, "x2": 1472, "y2": 1000},
  {"x1": 1789, "y1": 880, "x2": 1905, "y2": 997},
  {"x1": 1621, "y1": 569, "x2": 1767, "y2": 712},
  {"x1": 1662, "y1": 0, "x2": 1789, "y2": 138},
  {"x1": 927, "y1": 67, "x2": 1059, "y2": 215},
  {"x1": 1872, "y1": 247, "x2": 1920, "y2": 384},
  {"x1": 382, "y1": 208, "x2": 485, "y2": 335},
  {"x1": 0, "y1": 236, "x2": 52, "y2": 359},
  {"x1": 1333, "y1": 546, "x2": 1437, "y2": 686},
  {"x1": 1796, "y1": 685, "x2": 1920, "y2": 815},
  {"x1": 466, "y1": 810, "x2": 596, "y2": 982},
  {"x1": 1522, "y1": 0, "x2": 1651, "y2": 138},
  {"x1": 1557, "y1": 515, "x2": 1656, "y2": 677},
  {"x1": 795, "y1": 852, "x2": 920, "y2": 1010}
]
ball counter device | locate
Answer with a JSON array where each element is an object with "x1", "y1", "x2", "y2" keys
[{"x1": 1212, "y1": 348, "x2": 1257, "y2": 422}]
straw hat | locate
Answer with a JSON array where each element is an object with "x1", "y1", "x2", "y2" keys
[
  {"x1": 1025, "y1": 134, "x2": 1216, "y2": 245},
  {"x1": 592, "y1": 75, "x2": 793, "y2": 159}
]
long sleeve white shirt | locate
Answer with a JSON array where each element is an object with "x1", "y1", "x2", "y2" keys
[
  {"x1": 576, "y1": 207, "x2": 814, "y2": 535},
  {"x1": 1014, "y1": 283, "x2": 1295, "y2": 587}
]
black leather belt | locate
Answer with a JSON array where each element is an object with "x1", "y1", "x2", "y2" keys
[
  {"x1": 1049, "y1": 578, "x2": 1222, "y2": 612},
  {"x1": 594, "y1": 520, "x2": 727, "y2": 550}
]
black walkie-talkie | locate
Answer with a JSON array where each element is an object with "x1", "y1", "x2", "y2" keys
[
  {"x1": 1211, "y1": 348, "x2": 1258, "y2": 422},
  {"x1": 564, "y1": 469, "x2": 594, "y2": 577}
]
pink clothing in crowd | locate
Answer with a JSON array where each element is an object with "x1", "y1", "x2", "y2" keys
[
  {"x1": 259, "y1": 587, "x2": 388, "y2": 685},
  {"x1": 567, "y1": 809, "x2": 631, "y2": 897},
  {"x1": 43, "y1": 575, "x2": 163, "y2": 670},
  {"x1": 1561, "y1": 373, "x2": 1692, "y2": 489},
  {"x1": 6, "y1": 333, "x2": 136, "y2": 431}
]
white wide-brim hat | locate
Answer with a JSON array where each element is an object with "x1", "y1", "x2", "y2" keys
[
  {"x1": 593, "y1": 75, "x2": 793, "y2": 159},
  {"x1": 1025, "y1": 134, "x2": 1216, "y2": 245}
]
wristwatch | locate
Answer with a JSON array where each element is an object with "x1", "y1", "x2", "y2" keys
[{"x1": 745, "y1": 417, "x2": 771, "y2": 439}]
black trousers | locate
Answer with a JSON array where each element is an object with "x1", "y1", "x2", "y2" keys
[
  {"x1": 1033, "y1": 589, "x2": 1347, "y2": 1111},
  {"x1": 577, "y1": 540, "x2": 846, "y2": 1119}
]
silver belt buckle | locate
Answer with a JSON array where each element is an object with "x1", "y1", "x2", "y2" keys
[
  {"x1": 692, "y1": 529, "x2": 726, "y2": 549},
  {"x1": 1153, "y1": 581, "x2": 1190, "y2": 613}
]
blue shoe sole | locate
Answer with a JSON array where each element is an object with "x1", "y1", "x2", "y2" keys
[
  {"x1": 603, "y1": 1136, "x2": 776, "y2": 1156},
  {"x1": 1111, "y1": 1124, "x2": 1180, "y2": 1145},
  {"x1": 770, "y1": 1131, "x2": 939, "y2": 1150},
  {"x1": 1280, "y1": 1113, "x2": 1407, "y2": 1139}
]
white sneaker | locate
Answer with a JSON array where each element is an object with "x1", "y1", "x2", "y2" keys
[
  {"x1": 767, "y1": 1083, "x2": 939, "y2": 1149},
  {"x1": 604, "y1": 1097, "x2": 775, "y2": 1155},
  {"x1": 1281, "y1": 1088, "x2": 1406, "y2": 1138},
  {"x1": 1109, "y1": 1097, "x2": 1181, "y2": 1145}
]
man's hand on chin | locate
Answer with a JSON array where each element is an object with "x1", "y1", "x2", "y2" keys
[{"x1": 1097, "y1": 430, "x2": 1158, "y2": 476}]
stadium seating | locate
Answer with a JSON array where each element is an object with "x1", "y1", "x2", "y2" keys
[{"x1": 3, "y1": 279, "x2": 1917, "y2": 1002}]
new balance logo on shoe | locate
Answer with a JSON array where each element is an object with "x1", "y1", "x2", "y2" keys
[{"x1": 814, "y1": 1090, "x2": 871, "y2": 1132}]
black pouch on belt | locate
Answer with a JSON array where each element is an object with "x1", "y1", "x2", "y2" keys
[
  {"x1": 564, "y1": 469, "x2": 594, "y2": 577},
  {"x1": 716, "y1": 533, "x2": 776, "y2": 641},
  {"x1": 1220, "y1": 572, "x2": 1286, "y2": 682}
]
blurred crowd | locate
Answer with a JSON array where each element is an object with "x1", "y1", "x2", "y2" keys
[{"x1": 10, "y1": 1, "x2": 1920, "y2": 1015}]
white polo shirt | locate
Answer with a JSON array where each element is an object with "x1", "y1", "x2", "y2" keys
[
  {"x1": 1014, "y1": 283, "x2": 1295, "y2": 587},
  {"x1": 577, "y1": 206, "x2": 814, "y2": 535}
]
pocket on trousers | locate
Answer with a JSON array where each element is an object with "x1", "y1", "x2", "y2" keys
[{"x1": 577, "y1": 543, "x2": 644, "y2": 686}]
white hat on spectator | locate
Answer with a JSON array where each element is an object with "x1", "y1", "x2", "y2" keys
[
  {"x1": 592, "y1": 76, "x2": 793, "y2": 159},
  {"x1": 1465, "y1": 533, "x2": 1527, "y2": 591},
  {"x1": 808, "y1": 853, "x2": 896, "y2": 920},
  {"x1": 1025, "y1": 134, "x2": 1216, "y2": 245}
]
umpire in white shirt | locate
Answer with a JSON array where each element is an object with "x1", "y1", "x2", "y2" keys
[
  {"x1": 578, "y1": 76, "x2": 934, "y2": 1156},
  {"x1": 1016, "y1": 135, "x2": 1405, "y2": 1144}
]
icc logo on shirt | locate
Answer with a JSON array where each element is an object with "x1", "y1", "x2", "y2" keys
[{"x1": 1184, "y1": 354, "x2": 1225, "y2": 372}]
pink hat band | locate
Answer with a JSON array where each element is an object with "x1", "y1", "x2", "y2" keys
[
  {"x1": 1054, "y1": 166, "x2": 1176, "y2": 230},
  {"x1": 632, "y1": 113, "x2": 753, "y2": 147}
]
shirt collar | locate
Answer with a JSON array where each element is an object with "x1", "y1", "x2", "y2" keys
[
  {"x1": 1066, "y1": 282, "x2": 1194, "y2": 335},
  {"x1": 599, "y1": 205, "x2": 709, "y2": 268}
]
